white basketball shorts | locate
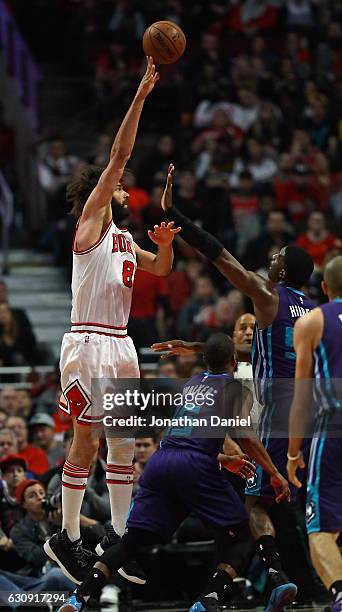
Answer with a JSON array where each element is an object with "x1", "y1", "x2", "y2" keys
[{"x1": 58, "y1": 331, "x2": 139, "y2": 425}]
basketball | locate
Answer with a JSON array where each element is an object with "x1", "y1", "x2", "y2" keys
[{"x1": 142, "y1": 21, "x2": 186, "y2": 65}]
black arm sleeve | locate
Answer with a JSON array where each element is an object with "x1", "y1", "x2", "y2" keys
[{"x1": 166, "y1": 205, "x2": 224, "y2": 262}]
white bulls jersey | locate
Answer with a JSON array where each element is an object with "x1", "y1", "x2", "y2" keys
[
  {"x1": 71, "y1": 218, "x2": 136, "y2": 336},
  {"x1": 59, "y1": 217, "x2": 140, "y2": 424}
]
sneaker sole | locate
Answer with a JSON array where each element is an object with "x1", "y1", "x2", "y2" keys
[
  {"x1": 265, "y1": 583, "x2": 298, "y2": 612},
  {"x1": 117, "y1": 567, "x2": 146, "y2": 585},
  {"x1": 43, "y1": 539, "x2": 82, "y2": 585}
]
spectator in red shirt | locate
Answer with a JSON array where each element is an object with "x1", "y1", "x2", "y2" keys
[
  {"x1": 275, "y1": 163, "x2": 318, "y2": 223},
  {"x1": 128, "y1": 269, "x2": 169, "y2": 349},
  {"x1": 296, "y1": 211, "x2": 337, "y2": 271},
  {"x1": 123, "y1": 171, "x2": 149, "y2": 225},
  {"x1": 5, "y1": 416, "x2": 49, "y2": 476}
]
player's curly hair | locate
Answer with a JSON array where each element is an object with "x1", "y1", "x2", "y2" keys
[
  {"x1": 66, "y1": 165, "x2": 133, "y2": 218},
  {"x1": 66, "y1": 165, "x2": 104, "y2": 218}
]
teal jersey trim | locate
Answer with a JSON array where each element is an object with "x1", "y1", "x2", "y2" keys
[{"x1": 306, "y1": 414, "x2": 328, "y2": 534}]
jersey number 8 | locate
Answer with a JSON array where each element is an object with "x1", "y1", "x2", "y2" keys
[{"x1": 122, "y1": 260, "x2": 135, "y2": 288}]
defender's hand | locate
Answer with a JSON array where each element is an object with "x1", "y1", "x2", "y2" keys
[
  {"x1": 219, "y1": 453, "x2": 256, "y2": 480},
  {"x1": 148, "y1": 221, "x2": 181, "y2": 246},
  {"x1": 161, "y1": 163, "x2": 175, "y2": 211},
  {"x1": 270, "y1": 471, "x2": 291, "y2": 503},
  {"x1": 151, "y1": 339, "x2": 198, "y2": 359}
]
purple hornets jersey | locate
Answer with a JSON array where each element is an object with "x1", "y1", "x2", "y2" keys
[
  {"x1": 161, "y1": 371, "x2": 239, "y2": 457},
  {"x1": 313, "y1": 299, "x2": 342, "y2": 413},
  {"x1": 252, "y1": 285, "x2": 314, "y2": 404},
  {"x1": 306, "y1": 300, "x2": 342, "y2": 534}
]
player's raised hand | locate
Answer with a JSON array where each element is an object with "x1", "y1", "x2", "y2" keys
[
  {"x1": 151, "y1": 339, "x2": 200, "y2": 359},
  {"x1": 270, "y1": 471, "x2": 291, "y2": 504},
  {"x1": 148, "y1": 221, "x2": 181, "y2": 246},
  {"x1": 136, "y1": 56, "x2": 160, "y2": 100},
  {"x1": 219, "y1": 453, "x2": 256, "y2": 480},
  {"x1": 286, "y1": 451, "x2": 306, "y2": 489},
  {"x1": 161, "y1": 163, "x2": 175, "y2": 211}
]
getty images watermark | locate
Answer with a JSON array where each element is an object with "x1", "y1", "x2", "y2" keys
[
  {"x1": 85, "y1": 377, "x2": 342, "y2": 438},
  {"x1": 89, "y1": 378, "x2": 252, "y2": 436}
]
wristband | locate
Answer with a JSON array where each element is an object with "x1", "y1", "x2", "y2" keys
[{"x1": 287, "y1": 451, "x2": 302, "y2": 461}]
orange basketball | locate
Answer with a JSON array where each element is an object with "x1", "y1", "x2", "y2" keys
[{"x1": 142, "y1": 21, "x2": 186, "y2": 65}]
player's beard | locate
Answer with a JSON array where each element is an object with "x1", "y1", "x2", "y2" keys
[{"x1": 111, "y1": 201, "x2": 131, "y2": 226}]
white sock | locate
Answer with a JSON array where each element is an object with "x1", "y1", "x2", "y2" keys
[
  {"x1": 62, "y1": 459, "x2": 89, "y2": 542},
  {"x1": 106, "y1": 438, "x2": 134, "y2": 537}
]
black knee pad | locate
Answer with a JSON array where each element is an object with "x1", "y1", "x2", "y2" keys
[{"x1": 216, "y1": 520, "x2": 254, "y2": 574}]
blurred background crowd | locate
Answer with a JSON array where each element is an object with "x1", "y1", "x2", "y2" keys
[
  {"x1": 0, "y1": 0, "x2": 342, "y2": 608},
  {"x1": 2, "y1": 0, "x2": 342, "y2": 364}
]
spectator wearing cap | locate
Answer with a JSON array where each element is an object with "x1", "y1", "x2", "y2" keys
[
  {"x1": 0, "y1": 455, "x2": 26, "y2": 571},
  {"x1": 29, "y1": 414, "x2": 64, "y2": 468},
  {"x1": 10, "y1": 480, "x2": 74, "y2": 590},
  {"x1": 6, "y1": 416, "x2": 49, "y2": 476}
]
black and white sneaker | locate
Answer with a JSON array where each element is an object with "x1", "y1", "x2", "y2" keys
[
  {"x1": 95, "y1": 525, "x2": 146, "y2": 585},
  {"x1": 95, "y1": 524, "x2": 120, "y2": 556},
  {"x1": 44, "y1": 530, "x2": 95, "y2": 585}
]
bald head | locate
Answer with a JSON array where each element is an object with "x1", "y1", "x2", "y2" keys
[
  {"x1": 233, "y1": 313, "x2": 256, "y2": 345},
  {"x1": 323, "y1": 256, "x2": 342, "y2": 299}
]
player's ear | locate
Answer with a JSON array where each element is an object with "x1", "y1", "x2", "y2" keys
[
  {"x1": 279, "y1": 268, "x2": 286, "y2": 280},
  {"x1": 321, "y1": 279, "x2": 329, "y2": 297}
]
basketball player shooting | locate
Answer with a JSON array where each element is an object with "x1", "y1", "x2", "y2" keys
[{"x1": 44, "y1": 57, "x2": 180, "y2": 585}]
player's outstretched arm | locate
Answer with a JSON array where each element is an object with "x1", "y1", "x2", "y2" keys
[
  {"x1": 76, "y1": 57, "x2": 159, "y2": 251},
  {"x1": 151, "y1": 339, "x2": 203, "y2": 358},
  {"x1": 151, "y1": 338, "x2": 250, "y2": 362},
  {"x1": 162, "y1": 164, "x2": 274, "y2": 311},
  {"x1": 287, "y1": 309, "x2": 322, "y2": 488},
  {"x1": 109, "y1": 56, "x2": 159, "y2": 161}
]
